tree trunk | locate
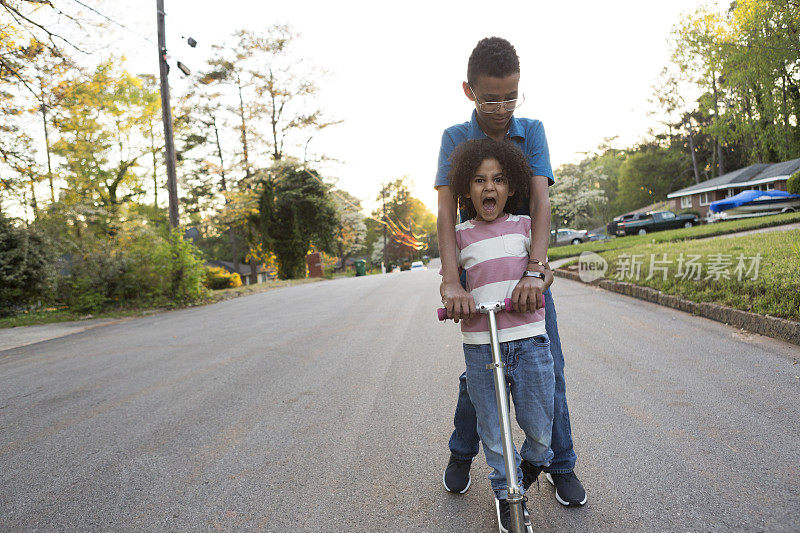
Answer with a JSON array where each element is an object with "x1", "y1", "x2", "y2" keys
[
  {"x1": 40, "y1": 103, "x2": 55, "y2": 203},
  {"x1": 237, "y1": 82, "x2": 251, "y2": 183},
  {"x1": 213, "y1": 117, "x2": 228, "y2": 192},
  {"x1": 687, "y1": 130, "x2": 700, "y2": 184},
  {"x1": 782, "y1": 74, "x2": 789, "y2": 159},
  {"x1": 29, "y1": 175, "x2": 38, "y2": 220},
  {"x1": 249, "y1": 259, "x2": 258, "y2": 285},
  {"x1": 229, "y1": 228, "x2": 240, "y2": 278},
  {"x1": 213, "y1": 117, "x2": 239, "y2": 272},
  {"x1": 712, "y1": 73, "x2": 725, "y2": 176}
]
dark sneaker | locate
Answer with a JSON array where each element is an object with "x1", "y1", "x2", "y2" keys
[
  {"x1": 494, "y1": 497, "x2": 530, "y2": 533},
  {"x1": 546, "y1": 471, "x2": 587, "y2": 506},
  {"x1": 442, "y1": 454, "x2": 472, "y2": 494},
  {"x1": 520, "y1": 459, "x2": 543, "y2": 491}
]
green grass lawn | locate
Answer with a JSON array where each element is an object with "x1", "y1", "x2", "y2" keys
[
  {"x1": 575, "y1": 229, "x2": 800, "y2": 321},
  {"x1": 549, "y1": 211, "x2": 800, "y2": 261}
]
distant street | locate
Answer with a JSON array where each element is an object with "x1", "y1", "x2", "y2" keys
[{"x1": 1, "y1": 264, "x2": 799, "y2": 532}]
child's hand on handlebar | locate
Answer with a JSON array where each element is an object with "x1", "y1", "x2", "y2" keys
[
  {"x1": 440, "y1": 280, "x2": 477, "y2": 322},
  {"x1": 511, "y1": 276, "x2": 544, "y2": 313}
]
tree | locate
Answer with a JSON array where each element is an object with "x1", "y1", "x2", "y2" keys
[
  {"x1": 20, "y1": 38, "x2": 73, "y2": 203},
  {"x1": 200, "y1": 32, "x2": 262, "y2": 185},
  {"x1": 52, "y1": 60, "x2": 160, "y2": 234},
  {"x1": 668, "y1": 0, "x2": 800, "y2": 176},
  {"x1": 672, "y1": 6, "x2": 729, "y2": 176},
  {"x1": 788, "y1": 170, "x2": 800, "y2": 195},
  {"x1": 249, "y1": 25, "x2": 340, "y2": 161},
  {"x1": 367, "y1": 178, "x2": 434, "y2": 265},
  {"x1": 330, "y1": 189, "x2": 366, "y2": 267},
  {"x1": 201, "y1": 25, "x2": 340, "y2": 170},
  {"x1": 616, "y1": 146, "x2": 692, "y2": 214},
  {"x1": 256, "y1": 162, "x2": 338, "y2": 279},
  {"x1": 550, "y1": 162, "x2": 606, "y2": 230}
]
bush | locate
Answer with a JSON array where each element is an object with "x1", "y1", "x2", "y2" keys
[
  {"x1": 0, "y1": 214, "x2": 56, "y2": 316},
  {"x1": 204, "y1": 266, "x2": 242, "y2": 290},
  {"x1": 788, "y1": 170, "x2": 800, "y2": 195},
  {"x1": 60, "y1": 241, "x2": 130, "y2": 313},
  {"x1": 124, "y1": 226, "x2": 208, "y2": 306},
  {"x1": 60, "y1": 225, "x2": 208, "y2": 311}
]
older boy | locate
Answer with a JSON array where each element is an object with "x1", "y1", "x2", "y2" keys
[{"x1": 436, "y1": 37, "x2": 586, "y2": 507}]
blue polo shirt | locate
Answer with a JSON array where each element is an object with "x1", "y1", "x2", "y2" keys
[{"x1": 434, "y1": 111, "x2": 555, "y2": 216}]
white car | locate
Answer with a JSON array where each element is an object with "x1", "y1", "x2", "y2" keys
[
  {"x1": 410, "y1": 261, "x2": 426, "y2": 270},
  {"x1": 551, "y1": 228, "x2": 589, "y2": 246}
]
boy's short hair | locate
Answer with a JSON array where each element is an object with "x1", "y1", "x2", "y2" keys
[
  {"x1": 467, "y1": 37, "x2": 520, "y2": 86},
  {"x1": 448, "y1": 139, "x2": 531, "y2": 220}
]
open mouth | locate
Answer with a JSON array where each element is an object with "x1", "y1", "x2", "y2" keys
[{"x1": 482, "y1": 197, "x2": 497, "y2": 215}]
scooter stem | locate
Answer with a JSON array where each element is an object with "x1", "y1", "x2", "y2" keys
[{"x1": 486, "y1": 309, "x2": 527, "y2": 533}]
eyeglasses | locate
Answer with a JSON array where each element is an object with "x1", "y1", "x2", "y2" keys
[{"x1": 470, "y1": 87, "x2": 525, "y2": 114}]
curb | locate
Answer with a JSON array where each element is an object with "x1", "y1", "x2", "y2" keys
[{"x1": 554, "y1": 268, "x2": 800, "y2": 346}]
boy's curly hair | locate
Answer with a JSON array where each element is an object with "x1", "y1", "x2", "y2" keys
[
  {"x1": 467, "y1": 37, "x2": 520, "y2": 86},
  {"x1": 448, "y1": 139, "x2": 531, "y2": 220}
]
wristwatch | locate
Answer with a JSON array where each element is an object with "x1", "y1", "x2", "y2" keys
[{"x1": 523, "y1": 270, "x2": 545, "y2": 280}]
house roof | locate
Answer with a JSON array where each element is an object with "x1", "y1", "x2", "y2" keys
[
  {"x1": 751, "y1": 157, "x2": 800, "y2": 180},
  {"x1": 667, "y1": 158, "x2": 799, "y2": 198}
]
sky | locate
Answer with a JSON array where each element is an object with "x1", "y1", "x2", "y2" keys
[{"x1": 46, "y1": 0, "x2": 727, "y2": 215}]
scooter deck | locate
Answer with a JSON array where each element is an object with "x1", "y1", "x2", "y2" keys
[{"x1": 493, "y1": 496, "x2": 533, "y2": 533}]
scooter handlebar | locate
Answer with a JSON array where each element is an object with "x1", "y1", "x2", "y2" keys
[{"x1": 437, "y1": 296, "x2": 543, "y2": 321}]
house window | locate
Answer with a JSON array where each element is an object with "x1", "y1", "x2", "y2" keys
[
  {"x1": 699, "y1": 192, "x2": 711, "y2": 206},
  {"x1": 680, "y1": 196, "x2": 691, "y2": 209},
  {"x1": 765, "y1": 182, "x2": 774, "y2": 191},
  {"x1": 725, "y1": 189, "x2": 734, "y2": 198}
]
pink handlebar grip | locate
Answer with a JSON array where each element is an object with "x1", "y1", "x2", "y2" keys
[{"x1": 437, "y1": 308, "x2": 448, "y2": 321}]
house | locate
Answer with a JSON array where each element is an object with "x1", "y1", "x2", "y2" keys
[
  {"x1": 667, "y1": 158, "x2": 800, "y2": 218},
  {"x1": 205, "y1": 260, "x2": 275, "y2": 285}
]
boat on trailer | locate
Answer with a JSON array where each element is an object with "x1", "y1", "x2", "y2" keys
[{"x1": 707, "y1": 189, "x2": 800, "y2": 222}]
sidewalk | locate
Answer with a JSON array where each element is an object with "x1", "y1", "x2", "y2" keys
[{"x1": 0, "y1": 318, "x2": 123, "y2": 352}]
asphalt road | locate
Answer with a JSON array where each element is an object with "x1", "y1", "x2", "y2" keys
[{"x1": 1, "y1": 265, "x2": 798, "y2": 532}]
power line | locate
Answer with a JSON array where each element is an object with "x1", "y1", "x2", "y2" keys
[{"x1": 69, "y1": 0, "x2": 156, "y2": 46}]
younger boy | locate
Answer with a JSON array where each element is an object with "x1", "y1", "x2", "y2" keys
[{"x1": 447, "y1": 138, "x2": 555, "y2": 532}]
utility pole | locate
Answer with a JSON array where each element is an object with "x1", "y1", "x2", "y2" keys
[
  {"x1": 381, "y1": 185, "x2": 388, "y2": 273},
  {"x1": 157, "y1": 0, "x2": 180, "y2": 229}
]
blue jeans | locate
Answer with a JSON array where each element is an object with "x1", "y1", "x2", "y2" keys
[
  {"x1": 449, "y1": 287, "x2": 578, "y2": 474},
  {"x1": 464, "y1": 336, "x2": 554, "y2": 500}
]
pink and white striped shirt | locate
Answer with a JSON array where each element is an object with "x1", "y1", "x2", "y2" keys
[{"x1": 455, "y1": 214, "x2": 546, "y2": 344}]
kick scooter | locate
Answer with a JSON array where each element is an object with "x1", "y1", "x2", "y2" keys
[{"x1": 438, "y1": 297, "x2": 539, "y2": 533}]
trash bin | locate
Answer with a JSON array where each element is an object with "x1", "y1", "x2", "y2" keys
[{"x1": 354, "y1": 259, "x2": 366, "y2": 277}]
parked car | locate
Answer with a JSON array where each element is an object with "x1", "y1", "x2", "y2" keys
[
  {"x1": 606, "y1": 212, "x2": 647, "y2": 235},
  {"x1": 410, "y1": 261, "x2": 426, "y2": 270},
  {"x1": 587, "y1": 233, "x2": 611, "y2": 242},
  {"x1": 616, "y1": 210, "x2": 700, "y2": 236},
  {"x1": 551, "y1": 228, "x2": 590, "y2": 246}
]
